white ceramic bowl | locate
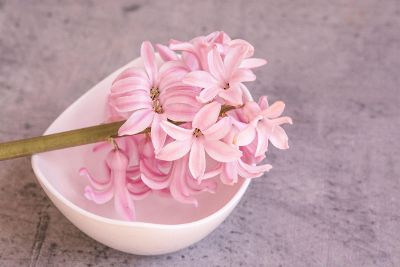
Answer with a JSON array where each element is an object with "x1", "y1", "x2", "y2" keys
[{"x1": 31, "y1": 57, "x2": 251, "y2": 255}]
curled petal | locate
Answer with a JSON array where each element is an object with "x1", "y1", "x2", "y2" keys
[
  {"x1": 156, "y1": 139, "x2": 193, "y2": 161},
  {"x1": 140, "y1": 159, "x2": 170, "y2": 190},
  {"x1": 202, "y1": 163, "x2": 222, "y2": 180},
  {"x1": 204, "y1": 140, "x2": 242, "y2": 162},
  {"x1": 118, "y1": 109, "x2": 154, "y2": 136},
  {"x1": 79, "y1": 167, "x2": 112, "y2": 191},
  {"x1": 84, "y1": 185, "x2": 113, "y2": 204},
  {"x1": 237, "y1": 161, "x2": 272, "y2": 179},
  {"x1": 169, "y1": 156, "x2": 198, "y2": 206},
  {"x1": 192, "y1": 101, "x2": 221, "y2": 131}
]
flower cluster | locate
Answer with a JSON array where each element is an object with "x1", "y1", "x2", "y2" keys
[{"x1": 80, "y1": 31, "x2": 292, "y2": 221}]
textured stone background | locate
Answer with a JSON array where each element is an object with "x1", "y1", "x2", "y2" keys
[{"x1": 1, "y1": 1, "x2": 400, "y2": 266}]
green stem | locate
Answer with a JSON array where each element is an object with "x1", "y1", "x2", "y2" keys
[{"x1": 0, "y1": 105, "x2": 238, "y2": 161}]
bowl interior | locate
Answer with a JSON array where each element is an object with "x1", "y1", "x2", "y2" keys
[{"x1": 32, "y1": 58, "x2": 245, "y2": 224}]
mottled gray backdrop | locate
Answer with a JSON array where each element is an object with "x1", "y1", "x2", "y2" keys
[{"x1": 0, "y1": 1, "x2": 399, "y2": 266}]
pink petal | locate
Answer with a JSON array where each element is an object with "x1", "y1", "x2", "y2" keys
[
  {"x1": 218, "y1": 85, "x2": 243, "y2": 106},
  {"x1": 255, "y1": 121, "x2": 271, "y2": 157},
  {"x1": 258, "y1": 96, "x2": 269, "y2": 110},
  {"x1": 242, "y1": 101, "x2": 262, "y2": 121},
  {"x1": 118, "y1": 109, "x2": 154, "y2": 136},
  {"x1": 109, "y1": 150, "x2": 135, "y2": 221},
  {"x1": 112, "y1": 68, "x2": 148, "y2": 84},
  {"x1": 112, "y1": 94, "x2": 152, "y2": 113},
  {"x1": 224, "y1": 46, "x2": 246, "y2": 78},
  {"x1": 239, "y1": 58, "x2": 267, "y2": 69},
  {"x1": 169, "y1": 155, "x2": 198, "y2": 206},
  {"x1": 235, "y1": 125, "x2": 256, "y2": 146},
  {"x1": 182, "y1": 71, "x2": 217, "y2": 88},
  {"x1": 220, "y1": 162, "x2": 238, "y2": 185},
  {"x1": 79, "y1": 167, "x2": 112, "y2": 191},
  {"x1": 155, "y1": 44, "x2": 179, "y2": 61},
  {"x1": 169, "y1": 40, "x2": 195, "y2": 53},
  {"x1": 192, "y1": 101, "x2": 221, "y2": 131},
  {"x1": 111, "y1": 76, "x2": 150, "y2": 94},
  {"x1": 160, "y1": 121, "x2": 193, "y2": 140},
  {"x1": 114, "y1": 188, "x2": 135, "y2": 221},
  {"x1": 165, "y1": 103, "x2": 199, "y2": 122},
  {"x1": 204, "y1": 140, "x2": 242, "y2": 162},
  {"x1": 208, "y1": 48, "x2": 226, "y2": 82},
  {"x1": 189, "y1": 139, "x2": 206, "y2": 179},
  {"x1": 231, "y1": 69, "x2": 256, "y2": 83},
  {"x1": 203, "y1": 117, "x2": 232, "y2": 140},
  {"x1": 270, "y1": 125, "x2": 290, "y2": 150},
  {"x1": 197, "y1": 87, "x2": 222, "y2": 103},
  {"x1": 140, "y1": 159, "x2": 170, "y2": 190},
  {"x1": 238, "y1": 159, "x2": 272, "y2": 177},
  {"x1": 202, "y1": 163, "x2": 222, "y2": 180},
  {"x1": 182, "y1": 52, "x2": 200, "y2": 70},
  {"x1": 84, "y1": 185, "x2": 114, "y2": 204},
  {"x1": 262, "y1": 101, "x2": 285, "y2": 118},
  {"x1": 163, "y1": 94, "x2": 200, "y2": 107},
  {"x1": 271, "y1": 116, "x2": 293, "y2": 126},
  {"x1": 156, "y1": 139, "x2": 193, "y2": 161},
  {"x1": 241, "y1": 84, "x2": 254, "y2": 102},
  {"x1": 141, "y1": 41, "x2": 158, "y2": 86},
  {"x1": 151, "y1": 113, "x2": 167, "y2": 153},
  {"x1": 228, "y1": 39, "x2": 255, "y2": 58}
]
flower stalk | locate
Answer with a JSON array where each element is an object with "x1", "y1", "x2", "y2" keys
[{"x1": 0, "y1": 105, "x2": 237, "y2": 161}]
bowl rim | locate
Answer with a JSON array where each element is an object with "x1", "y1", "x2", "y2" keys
[{"x1": 31, "y1": 57, "x2": 252, "y2": 229}]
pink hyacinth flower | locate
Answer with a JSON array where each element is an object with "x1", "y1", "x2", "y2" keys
[
  {"x1": 80, "y1": 138, "x2": 152, "y2": 221},
  {"x1": 109, "y1": 41, "x2": 201, "y2": 152},
  {"x1": 80, "y1": 148, "x2": 135, "y2": 221},
  {"x1": 218, "y1": 129, "x2": 272, "y2": 185},
  {"x1": 182, "y1": 46, "x2": 263, "y2": 106},
  {"x1": 236, "y1": 96, "x2": 293, "y2": 156},
  {"x1": 156, "y1": 101, "x2": 242, "y2": 179},
  {"x1": 167, "y1": 154, "x2": 217, "y2": 207}
]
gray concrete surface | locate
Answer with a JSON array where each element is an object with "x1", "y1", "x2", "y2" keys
[{"x1": 1, "y1": 1, "x2": 400, "y2": 266}]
